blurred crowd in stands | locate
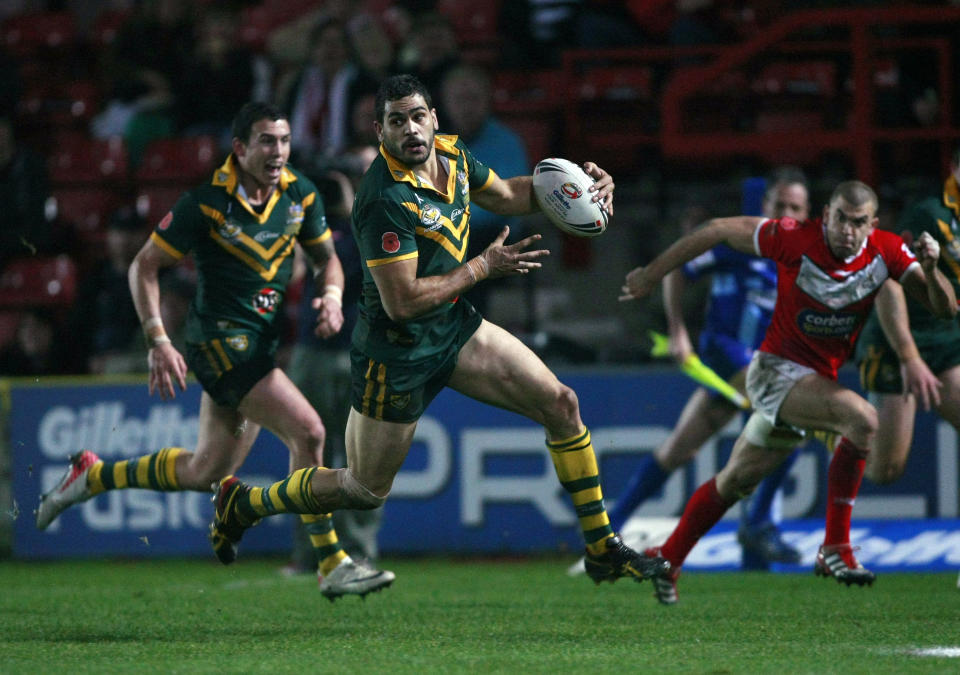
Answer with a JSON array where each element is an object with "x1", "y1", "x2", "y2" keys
[{"x1": 0, "y1": 0, "x2": 953, "y2": 376}]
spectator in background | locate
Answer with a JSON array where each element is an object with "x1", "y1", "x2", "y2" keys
[
  {"x1": 70, "y1": 205, "x2": 147, "y2": 374},
  {"x1": 439, "y1": 64, "x2": 531, "y2": 316},
  {"x1": 278, "y1": 17, "x2": 358, "y2": 168},
  {"x1": 396, "y1": 11, "x2": 460, "y2": 96},
  {"x1": 0, "y1": 309, "x2": 67, "y2": 376},
  {"x1": 346, "y1": 12, "x2": 398, "y2": 100},
  {"x1": 0, "y1": 114, "x2": 52, "y2": 272},
  {"x1": 174, "y1": 5, "x2": 265, "y2": 152},
  {"x1": 91, "y1": 0, "x2": 194, "y2": 165}
]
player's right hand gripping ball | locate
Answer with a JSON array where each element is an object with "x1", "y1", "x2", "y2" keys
[{"x1": 532, "y1": 158, "x2": 608, "y2": 237}]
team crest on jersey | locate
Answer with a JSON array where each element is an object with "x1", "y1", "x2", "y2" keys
[
  {"x1": 252, "y1": 288, "x2": 279, "y2": 314},
  {"x1": 421, "y1": 205, "x2": 442, "y2": 229},
  {"x1": 389, "y1": 393, "x2": 411, "y2": 410},
  {"x1": 225, "y1": 335, "x2": 249, "y2": 351},
  {"x1": 382, "y1": 232, "x2": 401, "y2": 253},
  {"x1": 218, "y1": 220, "x2": 242, "y2": 239},
  {"x1": 286, "y1": 203, "x2": 305, "y2": 227},
  {"x1": 458, "y1": 170, "x2": 468, "y2": 195}
]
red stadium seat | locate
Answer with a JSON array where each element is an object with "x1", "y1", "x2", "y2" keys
[
  {"x1": 135, "y1": 136, "x2": 221, "y2": 184},
  {"x1": 0, "y1": 310, "x2": 22, "y2": 350},
  {"x1": 51, "y1": 188, "x2": 124, "y2": 243},
  {"x1": 576, "y1": 66, "x2": 654, "y2": 101},
  {"x1": 0, "y1": 11, "x2": 77, "y2": 57},
  {"x1": 47, "y1": 135, "x2": 129, "y2": 186},
  {"x1": 753, "y1": 61, "x2": 837, "y2": 97},
  {"x1": 0, "y1": 255, "x2": 78, "y2": 308},
  {"x1": 436, "y1": 0, "x2": 501, "y2": 45},
  {"x1": 17, "y1": 79, "x2": 100, "y2": 132},
  {"x1": 90, "y1": 8, "x2": 130, "y2": 48},
  {"x1": 136, "y1": 185, "x2": 189, "y2": 227}
]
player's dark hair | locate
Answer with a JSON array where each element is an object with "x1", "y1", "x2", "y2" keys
[
  {"x1": 830, "y1": 180, "x2": 877, "y2": 210},
  {"x1": 375, "y1": 74, "x2": 432, "y2": 124},
  {"x1": 232, "y1": 102, "x2": 286, "y2": 143}
]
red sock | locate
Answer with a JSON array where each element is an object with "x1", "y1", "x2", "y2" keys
[
  {"x1": 661, "y1": 477, "x2": 737, "y2": 568},
  {"x1": 824, "y1": 437, "x2": 866, "y2": 546}
]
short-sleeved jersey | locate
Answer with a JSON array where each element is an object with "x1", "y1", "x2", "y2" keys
[
  {"x1": 150, "y1": 155, "x2": 330, "y2": 343},
  {"x1": 683, "y1": 244, "x2": 777, "y2": 351},
  {"x1": 754, "y1": 216, "x2": 918, "y2": 378},
  {"x1": 350, "y1": 135, "x2": 496, "y2": 364}
]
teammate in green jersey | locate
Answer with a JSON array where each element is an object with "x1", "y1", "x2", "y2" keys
[
  {"x1": 36, "y1": 102, "x2": 394, "y2": 601},
  {"x1": 207, "y1": 75, "x2": 671, "y2": 588},
  {"x1": 856, "y1": 145, "x2": 960, "y2": 485}
]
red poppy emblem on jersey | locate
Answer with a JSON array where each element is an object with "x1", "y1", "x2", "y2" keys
[
  {"x1": 158, "y1": 211, "x2": 173, "y2": 230},
  {"x1": 382, "y1": 232, "x2": 401, "y2": 253},
  {"x1": 778, "y1": 217, "x2": 798, "y2": 231}
]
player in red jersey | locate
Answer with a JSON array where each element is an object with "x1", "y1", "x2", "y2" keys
[{"x1": 620, "y1": 181, "x2": 956, "y2": 604}]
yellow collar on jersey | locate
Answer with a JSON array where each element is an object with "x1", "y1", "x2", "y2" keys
[
  {"x1": 211, "y1": 154, "x2": 297, "y2": 194},
  {"x1": 944, "y1": 174, "x2": 960, "y2": 219},
  {"x1": 380, "y1": 134, "x2": 461, "y2": 201}
]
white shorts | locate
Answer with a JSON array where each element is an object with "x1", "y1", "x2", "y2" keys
[{"x1": 746, "y1": 350, "x2": 815, "y2": 427}]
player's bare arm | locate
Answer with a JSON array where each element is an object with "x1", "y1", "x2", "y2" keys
[
  {"x1": 303, "y1": 238, "x2": 345, "y2": 338},
  {"x1": 874, "y1": 280, "x2": 941, "y2": 410},
  {"x1": 662, "y1": 269, "x2": 694, "y2": 365},
  {"x1": 370, "y1": 228, "x2": 549, "y2": 322},
  {"x1": 128, "y1": 237, "x2": 188, "y2": 400},
  {"x1": 900, "y1": 231, "x2": 958, "y2": 319},
  {"x1": 472, "y1": 163, "x2": 615, "y2": 216},
  {"x1": 620, "y1": 216, "x2": 763, "y2": 301}
]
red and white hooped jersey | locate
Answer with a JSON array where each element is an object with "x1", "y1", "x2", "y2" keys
[{"x1": 753, "y1": 217, "x2": 919, "y2": 378}]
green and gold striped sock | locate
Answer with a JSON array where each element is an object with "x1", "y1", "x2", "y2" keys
[
  {"x1": 86, "y1": 447, "x2": 184, "y2": 495},
  {"x1": 235, "y1": 467, "x2": 323, "y2": 522},
  {"x1": 547, "y1": 428, "x2": 614, "y2": 556},
  {"x1": 301, "y1": 513, "x2": 349, "y2": 576}
]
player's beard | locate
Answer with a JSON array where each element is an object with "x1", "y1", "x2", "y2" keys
[{"x1": 387, "y1": 128, "x2": 434, "y2": 167}]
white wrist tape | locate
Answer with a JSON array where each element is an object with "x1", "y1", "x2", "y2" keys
[{"x1": 323, "y1": 284, "x2": 343, "y2": 307}]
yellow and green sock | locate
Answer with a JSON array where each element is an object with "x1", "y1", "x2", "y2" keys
[
  {"x1": 547, "y1": 428, "x2": 614, "y2": 556},
  {"x1": 86, "y1": 447, "x2": 184, "y2": 495}
]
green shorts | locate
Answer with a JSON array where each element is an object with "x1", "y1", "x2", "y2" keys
[
  {"x1": 186, "y1": 331, "x2": 278, "y2": 408},
  {"x1": 857, "y1": 321, "x2": 960, "y2": 394},
  {"x1": 350, "y1": 305, "x2": 483, "y2": 423}
]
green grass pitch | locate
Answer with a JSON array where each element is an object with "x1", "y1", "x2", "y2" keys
[{"x1": 2, "y1": 556, "x2": 958, "y2": 673}]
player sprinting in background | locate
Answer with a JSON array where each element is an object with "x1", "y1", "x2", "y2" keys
[
  {"x1": 621, "y1": 180, "x2": 955, "y2": 604},
  {"x1": 35, "y1": 102, "x2": 394, "y2": 601},
  {"x1": 856, "y1": 145, "x2": 960, "y2": 485},
  {"x1": 602, "y1": 167, "x2": 809, "y2": 567},
  {"x1": 205, "y1": 74, "x2": 670, "y2": 587}
]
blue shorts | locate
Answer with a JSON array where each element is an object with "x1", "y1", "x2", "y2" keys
[{"x1": 698, "y1": 330, "x2": 754, "y2": 391}]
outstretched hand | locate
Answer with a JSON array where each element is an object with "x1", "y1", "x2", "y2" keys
[
  {"x1": 582, "y1": 161, "x2": 614, "y2": 216},
  {"x1": 900, "y1": 355, "x2": 942, "y2": 412},
  {"x1": 619, "y1": 265, "x2": 659, "y2": 301},
  {"x1": 480, "y1": 226, "x2": 550, "y2": 279},
  {"x1": 312, "y1": 295, "x2": 344, "y2": 338},
  {"x1": 148, "y1": 342, "x2": 187, "y2": 400}
]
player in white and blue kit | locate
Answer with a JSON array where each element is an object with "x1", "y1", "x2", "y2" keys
[{"x1": 606, "y1": 168, "x2": 810, "y2": 565}]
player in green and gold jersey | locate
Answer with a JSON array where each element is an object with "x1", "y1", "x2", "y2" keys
[
  {"x1": 208, "y1": 75, "x2": 671, "y2": 589},
  {"x1": 36, "y1": 102, "x2": 394, "y2": 601},
  {"x1": 855, "y1": 145, "x2": 960, "y2": 485}
]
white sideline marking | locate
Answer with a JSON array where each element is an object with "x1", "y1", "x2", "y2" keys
[{"x1": 908, "y1": 647, "x2": 960, "y2": 658}]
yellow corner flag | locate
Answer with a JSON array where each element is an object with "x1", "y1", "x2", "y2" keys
[{"x1": 648, "y1": 331, "x2": 750, "y2": 409}]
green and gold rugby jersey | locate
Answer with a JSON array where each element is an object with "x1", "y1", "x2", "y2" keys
[
  {"x1": 150, "y1": 155, "x2": 330, "y2": 343},
  {"x1": 350, "y1": 135, "x2": 496, "y2": 363}
]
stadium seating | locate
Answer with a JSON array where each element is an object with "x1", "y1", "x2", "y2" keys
[
  {"x1": 47, "y1": 135, "x2": 129, "y2": 186},
  {"x1": 135, "y1": 186, "x2": 187, "y2": 227},
  {"x1": 135, "y1": 136, "x2": 220, "y2": 184},
  {"x1": 0, "y1": 255, "x2": 77, "y2": 308},
  {"x1": 51, "y1": 188, "x2": 124, "y2": 245},
  {"x1": 0, "y1": 310, "x2": 21, "y2": 351},
  {"x1": 0, "y1": 10, "x2": 77, "y2": 57}
]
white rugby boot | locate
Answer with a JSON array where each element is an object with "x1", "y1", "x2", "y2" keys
[
  {"x1": 319, "y1": 557, "x2": 396, "y2": 601},
  {"x1": 35, "y1": 450, "x2": 100, "y2": 530}
]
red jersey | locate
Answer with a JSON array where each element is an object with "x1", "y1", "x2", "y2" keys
[{"x1": 754, "y1": 217, "x2": 918, "y2": 378}]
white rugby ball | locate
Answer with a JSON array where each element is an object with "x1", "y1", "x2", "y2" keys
[{"x1": 532, "y1": 157, "x2": 608, "y2": 237}]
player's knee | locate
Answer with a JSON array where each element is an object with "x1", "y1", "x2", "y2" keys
[
  {"x1": 866, "y1": 458, "x2": 905, "y2": 485},
  {"x1": 844, "y1": 406, "x2": 878, "y2": 449},
  {"x1": 742, "y1": 412, "x2": 805, "y2": 449},
  {"x1": 542, "y1": 384, "x2": 580, "y2": 428},
  {"x1": 337, "y1": 468, "x2": 388, "y2": 510}
]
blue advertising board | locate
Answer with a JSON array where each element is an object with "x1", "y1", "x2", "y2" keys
[{"x1": 6, "y1": 369, "x2": 959, "y2": 571}]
